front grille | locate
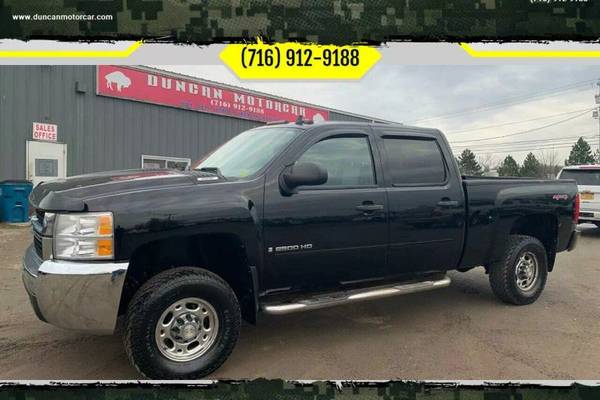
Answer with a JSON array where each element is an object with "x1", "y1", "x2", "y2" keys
[
  {"x1": 35, "y1": 209, "x2": 45, "y2": 222},
  {"x1": 33, "y1": 232, "x2": 43, "y2": 258}
]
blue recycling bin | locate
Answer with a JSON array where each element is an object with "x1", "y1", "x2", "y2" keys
[{"x1": 0, "y1": 180, "x2": 34, "y2": 223}]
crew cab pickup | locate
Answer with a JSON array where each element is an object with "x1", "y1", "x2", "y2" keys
[{"x1": 23, "y1": 121, "x2": 579, "y2": 379}]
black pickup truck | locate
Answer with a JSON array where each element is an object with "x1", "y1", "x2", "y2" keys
[{"x1": 23, "y1": 121, "x2": 579, "y2": 379}]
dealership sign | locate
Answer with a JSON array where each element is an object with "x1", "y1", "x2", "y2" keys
[
  {"x1": 32, "y1": 122, "x2": 57, "y2": 142},
  {"x1": 96, "y1": 66, "x2": 329, "y2": 123}
]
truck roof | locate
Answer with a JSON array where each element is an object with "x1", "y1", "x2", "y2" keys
[
  {"x1": 561, "y1": 165, "x2": 600, "y2": 170},
  {"x1": 266, "y1": 120, "x2": 438, "y2": 134}
]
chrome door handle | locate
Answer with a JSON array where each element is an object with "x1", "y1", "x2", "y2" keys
[
  {"x1": 437, "y1": 200, "x2": 459, "y2": 207},
  {"x1": 356, "y1": 204, "x2": 384, "y2": 212}
]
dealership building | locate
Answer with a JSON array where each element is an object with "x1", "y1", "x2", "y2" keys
[{"x1": 0, "y1": 65, "x2": 388, "y2": 186}]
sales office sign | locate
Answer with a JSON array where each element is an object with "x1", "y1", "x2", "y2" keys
[{"x1": 32, "y1": 122, "x2": 58, "y2": 142}]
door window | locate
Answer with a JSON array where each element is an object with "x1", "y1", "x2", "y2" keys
[
  {"x1": 382, "y1": 138, "x2": 446, "y2": 185},
  {"x1": 297, "y1": 136, "x2": 376, "y2": 187},
  {"x1": 35, "y1": 159, "x2": 59, "y2": 177}
]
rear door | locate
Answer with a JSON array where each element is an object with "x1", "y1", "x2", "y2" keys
[
  {"x1": 374, "y1": 128, "x2": 466, "y2": 275},
  {"x1": 262, "y1": 126, "x2": 389, "y2": 292}
]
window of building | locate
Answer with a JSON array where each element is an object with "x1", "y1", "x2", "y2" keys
[
  {"x1": 382, "y1": 138, "x2": 446, "y2": 185},
  {"x1": 141, "y1": 155, "x2": 191, "y2": 171},
  {"x1": 296, "y1": 136, "x2": 376, "y2": 187}
]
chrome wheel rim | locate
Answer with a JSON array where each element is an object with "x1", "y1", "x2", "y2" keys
[
  {"x1": 154, "y1": 297, "x2": 219, "y2": 362},
  {"x1": 515, "y1": 251, "x2": 539, "y2": 292}
]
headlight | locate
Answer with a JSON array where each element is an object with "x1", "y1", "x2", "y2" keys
[{"x1": 53, "y1": 212, "x2": 114, "y2": 260}]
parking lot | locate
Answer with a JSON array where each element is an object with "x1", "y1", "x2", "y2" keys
[{"x1": 1, "y1": 223, "x2": 599, "y2": 380}]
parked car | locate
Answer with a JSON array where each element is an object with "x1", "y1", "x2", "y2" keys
[
  {"x1": 557, "y1": 165, "x2": 600, "y2": 227},
  {"x1": 23, "y1": 121, "x2": 579, "y2": 379}
]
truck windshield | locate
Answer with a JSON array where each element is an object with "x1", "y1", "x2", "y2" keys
[
  {"x1": 559, "y1": 169, "x2": 600, "y2": 186},
  {"x1": 195, "y1": 126, "x2": 301, "y2": 178}
]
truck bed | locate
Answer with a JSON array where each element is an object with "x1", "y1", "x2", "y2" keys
[{"x1": 459, "y1": 176, "x2": 578, "y2": 269}]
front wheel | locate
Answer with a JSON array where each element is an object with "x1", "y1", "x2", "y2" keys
[
  {"x1": 488, "y1": 235, "x2": 548, "y2": 305},
  {"x1": 123, "y1": 267, "x2": 241, "y2": 379}
]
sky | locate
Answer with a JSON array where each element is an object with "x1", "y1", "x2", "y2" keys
[{"x1": 158, "y1": 64, "x2": 600, "y2": 168}]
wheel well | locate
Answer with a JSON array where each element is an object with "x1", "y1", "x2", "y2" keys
[
  {"x1": 118, "y1": 233, "x2": 257, "y2": 323},
  {"x1": 509, "y1": 214, "x2": 558, "y2": 271}
]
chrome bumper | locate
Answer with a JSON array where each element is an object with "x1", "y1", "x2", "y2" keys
[
  {"x1": 22, "y1": 245, "x2": 128, "y2": 334},
  {"x1": 579, "y1": 209, "x2": 600, "y2": 222}
]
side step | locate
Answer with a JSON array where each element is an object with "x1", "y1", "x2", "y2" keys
[{"x1": 261, "y1": 274, "x2": 451, "y2": 315}]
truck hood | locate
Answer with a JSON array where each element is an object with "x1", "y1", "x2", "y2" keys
[{"x1": 29, "y1": 169, "x2": 221, "y2": 212}]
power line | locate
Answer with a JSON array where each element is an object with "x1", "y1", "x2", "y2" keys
[
  {"x1": 449, "y1": 109, "x2": 593, "y2": 144},
  {"x1": 453, "y1": 141, "x2": 598, "y2": 154},
  {"x1": 451, "y1": 133, "x2": 597, "y2": 150},
  {"x1": 406, "y1": 79, "x2": 596, "y2": 124},
  {"x1": 445, "y1": 107, "x2": 594, "y2": 135},
  {"x1": 453, "y1": 138, "x2": 599, "y2": 153},
  {"x1": 452, "y1": 140, "x2": 600, "y2": 156}
]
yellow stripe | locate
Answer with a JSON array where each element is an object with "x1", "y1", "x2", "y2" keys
[
  {"x1": 0, "y1": 40, "x2": 142, "y2": 58},
  {"x1": 460, "y1": 42, "x2": 600, "y2": 58}
]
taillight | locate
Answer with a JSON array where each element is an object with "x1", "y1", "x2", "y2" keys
[{"x1": 573, "y1": 193, "x2": 580, "y2": 224}]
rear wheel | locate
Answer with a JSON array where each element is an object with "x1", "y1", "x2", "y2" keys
[
  {"x1": 488, "y1": 235, "x2": 548, "y2": 305},
  {"x1": 124, "y1": 267, "x2": 240, "y2": 379}
]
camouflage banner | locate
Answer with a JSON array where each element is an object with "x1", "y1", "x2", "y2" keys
[
  {"x1": 0, "y1": 381, "x2": 599, "y2": 399},
  {"x1": 1, "y1": 0, "x2": 600, "y2": 43}
]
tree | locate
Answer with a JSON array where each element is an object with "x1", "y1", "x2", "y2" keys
[
  {"x1": 538, "y1": 150, "x2": 562, "y2": 179},
  {"x1": 565, "y1": 137, "x2": 595, "y2": 166},
  {"x1": 457, "y1": 149, "x2": 483, "y2": 176},
  {"x1": 594, "y1": 148, "x2": 600, "y2": 164},
  {"x1": 478, "y1": 153, "x2": 496, "y2": 175},
  {"x1": 497, "y1": 155, "x2": 520, "y2": 177},
  {"x1": 520, "y1": 152, "x2": 542, "y2": 177}
]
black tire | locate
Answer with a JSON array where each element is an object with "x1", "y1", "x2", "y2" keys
[
  {"x1": 488, "y1": 235, "x2": 548, "y2": 305},
  {"x1": 123, "y1": 267, "x2": 241, "y2": 379}
]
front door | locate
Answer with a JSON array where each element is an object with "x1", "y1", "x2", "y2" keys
[
  {"x1": 262, "y1": 128, "x2": 388, "y2": 293},
  {"x1": 26, "y1": 140, "x2": 67, "y2": 187}
]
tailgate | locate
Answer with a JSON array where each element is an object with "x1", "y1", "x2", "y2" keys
[{"x1": 579, "y1": 184, "x2": 600, "y2": 214}]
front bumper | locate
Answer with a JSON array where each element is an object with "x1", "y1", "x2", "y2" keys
[{"x1": 22, "y1": 245, "x2": 128, "y2": 334}]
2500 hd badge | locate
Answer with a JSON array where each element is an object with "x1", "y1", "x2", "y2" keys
[{"x1": 23, "y1": 121, "x2": 580, "y2": 379}]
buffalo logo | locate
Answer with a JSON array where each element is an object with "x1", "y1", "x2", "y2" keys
[
  {"x1": 552, "y1": 194, "x2": 569, "y2": 201},
  {"x1": 105, "y1": 71, "x2": 131, "y2": 92},
  {"x1": 313, "y1": 113, "x2": 326, "y2": 123}
]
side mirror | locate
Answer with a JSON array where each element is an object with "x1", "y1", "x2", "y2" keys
[{"x1": 280, "y1": 162, "x2": 328, "y2": 195}]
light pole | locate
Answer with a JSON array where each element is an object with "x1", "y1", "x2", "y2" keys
[{"x1": 594, "y1": 80, "x2": 600, "y2": 161}]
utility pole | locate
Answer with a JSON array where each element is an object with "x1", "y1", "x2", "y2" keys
[{"x1": 594, "y1": 79, "x2": 600, "y2": 157}]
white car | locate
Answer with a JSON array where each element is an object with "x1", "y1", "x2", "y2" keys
[{"x1": 558, "y1": 165, "x2": 600, "y2": 227}]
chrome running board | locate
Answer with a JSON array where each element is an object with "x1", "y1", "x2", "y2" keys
[{"x1": 261, "y1": 274, "x2": 451, "y2": 315}]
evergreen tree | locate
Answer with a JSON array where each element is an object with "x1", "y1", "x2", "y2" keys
[
  {"x1": 457, "y1": 149, "x2": 483, "y2": 176},
  {"x1": 520, "y1": 152, "x2": 542, "y2": 177},
  {"x1": 594, "y1": 148, "x2": 600, "y2": 164},
  {"x1": 565, "y1": 137, "x2": 595, "y2": 165},
  {"x1": 497, "y1": 155, "x2": 520, "y2": 177}
]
